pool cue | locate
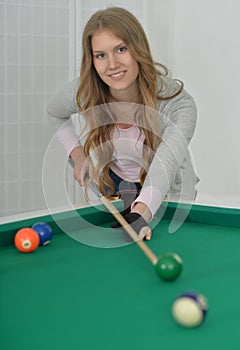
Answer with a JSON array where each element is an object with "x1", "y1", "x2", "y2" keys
[
  {"x1": 67, "y1": 160, "x2": 159, "y2": 265},
  {"x1": 89, "y1": 181, "x2": 158, "y2": 265}
]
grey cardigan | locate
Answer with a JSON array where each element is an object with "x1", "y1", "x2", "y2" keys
[{"x1": 47, "y1": 76, "x2": 199, "y2": 217}]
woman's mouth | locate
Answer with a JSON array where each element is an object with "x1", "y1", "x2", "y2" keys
[{"x1": 109, "y1": 71, "x2": 126, "y2": 79}]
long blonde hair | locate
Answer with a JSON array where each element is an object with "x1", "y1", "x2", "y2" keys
[{"x1": 76, "y1": 7, "x2": 183, "y2": 195}]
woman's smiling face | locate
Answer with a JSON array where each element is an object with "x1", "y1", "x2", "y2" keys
[{"x1": 91, "y1": 29, "x2": 139, "y2": 101}]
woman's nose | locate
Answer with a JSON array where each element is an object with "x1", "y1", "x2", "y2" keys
[{"x1": 108, "y1": 54, "x2": 119, "y2": 69}]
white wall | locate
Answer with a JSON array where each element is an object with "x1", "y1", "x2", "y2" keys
[
  {"x1": 148, "y1": 0, "x2": 240, "y2": 208},
  {"x1": 174, "y1": 0, "x2": 240, "y2": 207},
  {"x1": 0, "y1": 0, "x2": 72, "y2": 217}
]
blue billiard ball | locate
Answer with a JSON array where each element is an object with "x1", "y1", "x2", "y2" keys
[{"x1": 32, "y1": 222, "x2": 53, "y2": 246}]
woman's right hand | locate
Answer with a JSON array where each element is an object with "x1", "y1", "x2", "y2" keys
[{"x1": 70, "y1": 146, "x2": 89, "y2": 186}]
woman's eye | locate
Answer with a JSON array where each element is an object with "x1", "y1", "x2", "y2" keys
[
  {"x1": 117, "y1": 47, "x2": 127, "y2": 53},
  {"x1": 95, "y1": 53, "x2": 105, "y2": 59}
]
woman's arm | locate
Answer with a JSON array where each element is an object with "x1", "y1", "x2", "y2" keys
[
  {"x1": 47, "y1": 79, "x2": 90, "y2": 184},
  {"x1": 47, "y1": 78, "x2": 80, "y2": 128},
  {"x1": 47, "y1": 78, "x2": 81, "y2": 156},
  {"x1": 133, "y1": 87, "x2": 198, "y2": 218}
]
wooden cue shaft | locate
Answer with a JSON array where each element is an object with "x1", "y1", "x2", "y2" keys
[{"x1": 100, "y1": 195, "x2": 158, "y2": 265}]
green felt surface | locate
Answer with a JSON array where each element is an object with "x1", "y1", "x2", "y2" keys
[{"x1": 1, "y1": 203, "x2": 240, "y2": 350}]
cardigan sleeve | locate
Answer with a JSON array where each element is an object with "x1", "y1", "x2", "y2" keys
[
  {"x1": 47, "y1": 78, "x2": 80, "y2": 127},
  {"x1": 47, "y1": 78, "x2": 80, "y2": 155},
  {"x1": 133, "y1": 87, "x2": 198, "y2": 217}
]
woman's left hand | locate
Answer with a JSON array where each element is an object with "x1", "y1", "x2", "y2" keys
[{"x1": 111, "y1": 212, "x2": 152, "y2": 241}]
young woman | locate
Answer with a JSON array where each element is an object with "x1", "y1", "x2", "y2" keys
[{"x1": 47, "y1": 7, "x2": 199, "y2": 240}]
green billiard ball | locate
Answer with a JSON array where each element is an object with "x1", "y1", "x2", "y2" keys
[{"x1": 155, "y1": 252, "x2": 183, "y2": 281}]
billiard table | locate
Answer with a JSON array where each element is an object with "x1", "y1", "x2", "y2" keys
[{"x1": 1, "y1": 201, "x2": 240, "y2": 350}]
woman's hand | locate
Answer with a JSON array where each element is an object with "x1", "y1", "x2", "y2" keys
[
  {"x1": 70, "y1": 146, "x2": 89, "y2": 186},
  {"x1": 111, "y1": 202, "x2": 152, "y2": 241},
  {"x1": 111, "y1": 212, "x2": 152, "y2": 241},
  {"x1": 131, "y1": 202, "x2": 152, "y2": 240}
]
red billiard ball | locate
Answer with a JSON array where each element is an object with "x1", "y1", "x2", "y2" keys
[
  {"x1": 32, "y1": 222, "x2": 53, "y2": 246},
  {"x1": 14, "y1": 228, "x2": 40, "y2": 253}
]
